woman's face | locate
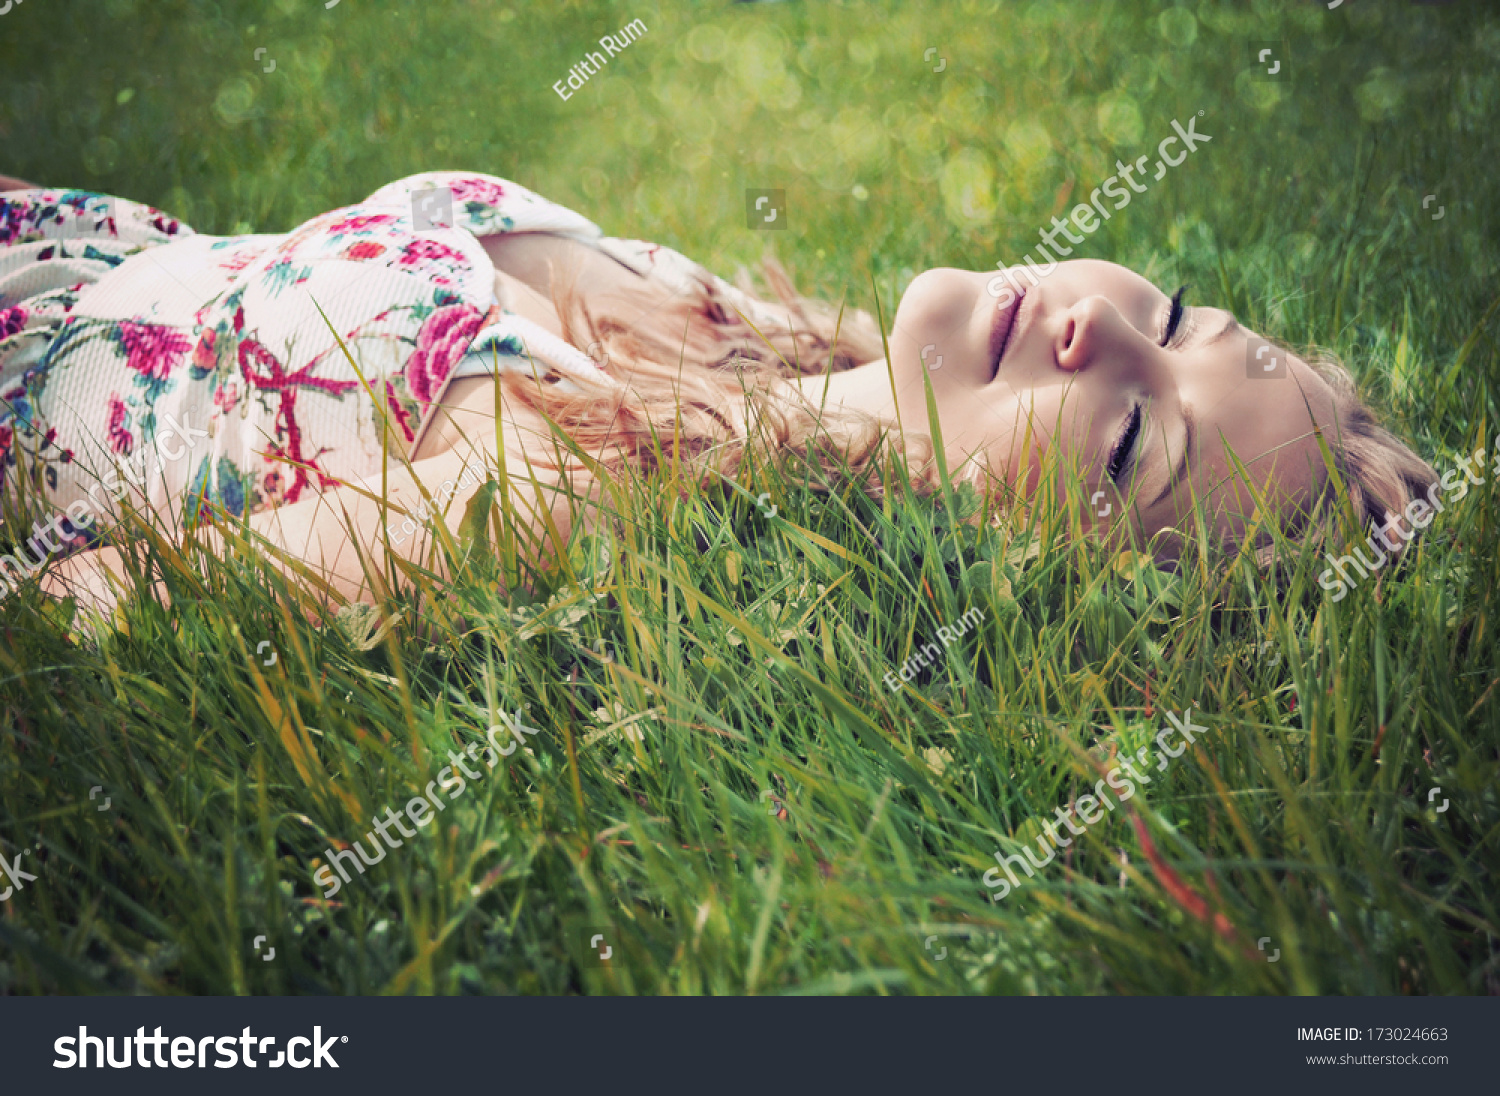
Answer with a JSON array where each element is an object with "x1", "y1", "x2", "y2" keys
[{"x1": 815, "y1": 259, "x2": 1339, "y2": 544}]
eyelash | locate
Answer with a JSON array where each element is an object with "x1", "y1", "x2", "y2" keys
[
  {"x1": 1104, "y1": 288, "x2": 1186, "y2": 489},
  {"x1": 1107, "y1": 403, "x2": 1141, "y2": 485},
  {"x1": 1160, "y1": 285, "x2": 1188, "y2": 347}
]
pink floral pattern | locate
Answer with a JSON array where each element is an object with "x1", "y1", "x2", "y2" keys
[
  {"x1": 331, "y1": 213, "x2": 397, "y2": 234},
  {"x1": 344, "y1": 240, "x2": 386, "y2": 261},
  {"x1": 400, "y1": 238, "x2": 467, "y2": 268},
  {"x1": 405, "y1": 303, "x2": 490, "y2": 405},
  {"x1": 447, "y1": 177, "x2": 508, "y2": 208},
  {"x1": 106, "y1": 394, "x2": 134, "y2": 454},
  {"x1": 213, "y1": 379, "x2": 240, "y2": 414},
  {"x1": 0, "y1": 171, "x2": 618, "y2": 543},
  {"x1": 212, "y1": 239, "x2": 269, "y2": 274},
  {"x1": 192, "y1": 327, "x2": 218, "y2": 372},
  {"x1": 116, "y1": 321, "x2": 193, "y2": 382},
  {"x1": 0, "y1": 306, "x2": 26, "y2": 340}
]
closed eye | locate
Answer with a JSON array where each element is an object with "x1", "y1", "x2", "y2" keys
[
  {"x1": 1160, "y1": 285, "x2": 1188, "y2": 347},
  {"x1": 1107, "y1": 403, "x2": 1142, "y2": 485}
]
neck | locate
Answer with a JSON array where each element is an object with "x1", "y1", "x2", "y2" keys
[{"x1": 791, "y1": 357, "x2": 901, "y2": 426}]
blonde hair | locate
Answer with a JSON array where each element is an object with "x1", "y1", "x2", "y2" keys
[
  {"x1": 494, "y1": 259, "x2": 1435, "y2": 559},
  {"x1": 498, "y1": 257, "x2": 946, "y2": 506},
  {"x1": 1298, "y1": 351, "x2": 1438, "y2": 554}
]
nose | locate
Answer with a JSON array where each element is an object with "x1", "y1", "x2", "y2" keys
[{"x1": 1055, "y1": 295, "x2": 1133, "y2": 373}]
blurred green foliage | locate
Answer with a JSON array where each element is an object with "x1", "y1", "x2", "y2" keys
[{"x1": 1, "y1": 1, "x2": 1496, "y2": 995}]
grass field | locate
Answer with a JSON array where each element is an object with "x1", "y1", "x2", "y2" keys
[{"x1": 1, "y1": 0, "x2": 1497, "y2": 994}]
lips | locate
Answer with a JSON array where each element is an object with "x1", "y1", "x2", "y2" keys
[{"x1": 989, "y1": 284, "x2": 1026, "y2": 380}]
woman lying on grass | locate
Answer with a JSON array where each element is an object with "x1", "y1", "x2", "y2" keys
[{"x1": 0, "y1": 171, "x2": 1435, "y2": 617}]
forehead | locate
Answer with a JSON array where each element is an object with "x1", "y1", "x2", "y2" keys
[{"x1": 1165, "y1": 316, "x2": 1338, "y2": 535}]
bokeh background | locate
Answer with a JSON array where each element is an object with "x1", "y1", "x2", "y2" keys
[
  {"x1": 2, "y1": 1, "x2": 1497, "y2": 996},
  {"x1": 5, "y1": 0, "x2": 1495, "y2": 391}
]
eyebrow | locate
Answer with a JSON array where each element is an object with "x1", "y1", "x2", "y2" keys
[
  {"x1": 1149, "y1": 404, "x2": 1196, "y2": 508},
  {"x1": 1205, "y1": 310, "x2": 1240, "y2": 346}
]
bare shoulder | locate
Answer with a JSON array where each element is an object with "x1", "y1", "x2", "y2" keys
[
  {"x1": 479, "y1": 231, "x2": 613, "y2": 290},
  {"x1": 478, "y1": 230, "x2": 694, "y2": 328}
]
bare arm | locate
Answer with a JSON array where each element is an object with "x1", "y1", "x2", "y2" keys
[
  {"x1": 38, "y1": 234, "x2": 656, "y2": 621},
  {"x1": 40, "y1": 424, "x2": 602, "y2": 620},
  {"x1": 0, "y1": 175, "x2": 39, "y2": 192}
]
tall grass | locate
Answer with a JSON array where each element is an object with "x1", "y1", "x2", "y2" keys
[{"x1": 1, "y1": 0, "x2": 1497, "y2": 994}]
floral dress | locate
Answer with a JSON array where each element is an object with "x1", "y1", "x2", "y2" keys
[{"x1": 0, "y1": 172, "x2": 778, "y2": 565}]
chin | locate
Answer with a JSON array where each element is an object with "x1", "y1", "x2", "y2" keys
[{"x1": 894, "y1": 268, "x2": 976, "y2": 335}]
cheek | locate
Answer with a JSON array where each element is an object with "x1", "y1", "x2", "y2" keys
[
  {"x1": 999, "y1": 392, "x2": 1111, "y2": 493},
  {"x1": 941, "y1": 394, "x2": 1063, "y2": 488}
]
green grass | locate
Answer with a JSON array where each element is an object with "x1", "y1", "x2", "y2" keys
[{"x1": 1, "y1": 0, "x2": 1497, "y2": 994}]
